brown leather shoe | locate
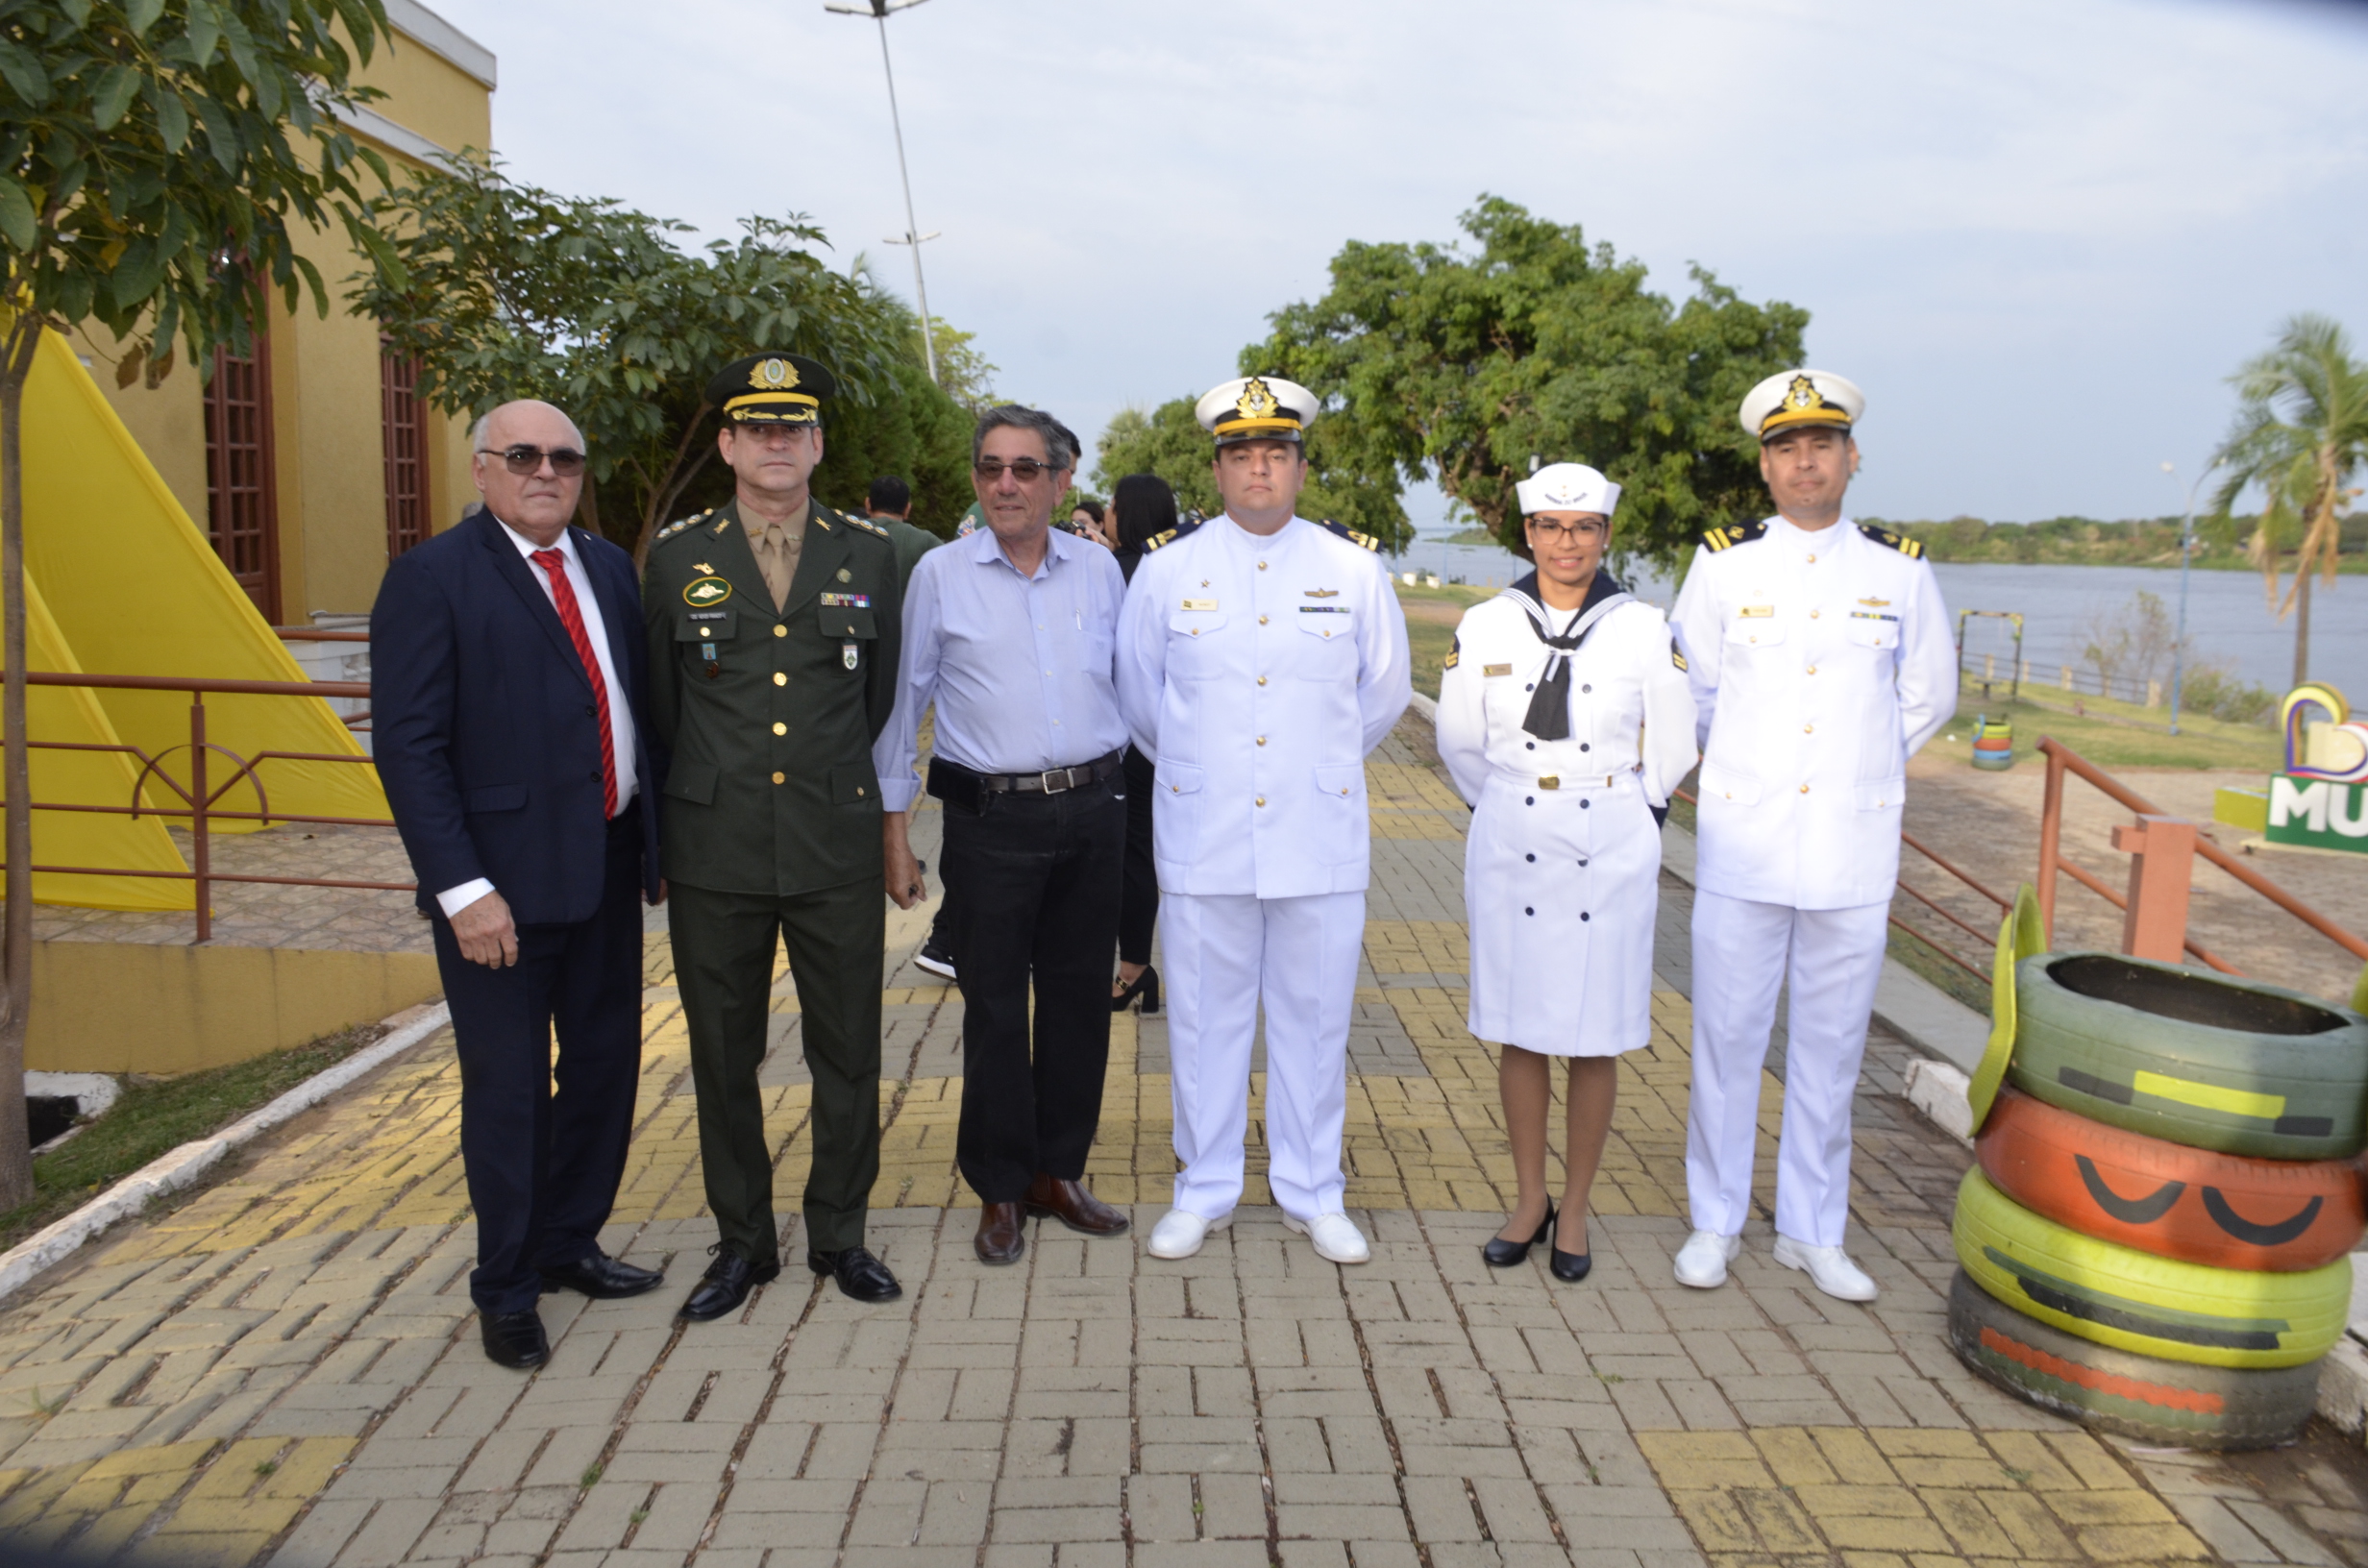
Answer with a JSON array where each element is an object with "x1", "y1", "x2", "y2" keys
[
  {"x1": 974, "y1": 1201, "x2": 1025, "y2": 1264},
  {"x1": 1025, "y1": 1175, "x2": 1130, "y2": 1237}
]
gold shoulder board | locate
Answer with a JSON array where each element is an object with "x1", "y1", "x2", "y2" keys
[{"x1": 1143, "y1": 527, "x2": 1177, "y2": 551}]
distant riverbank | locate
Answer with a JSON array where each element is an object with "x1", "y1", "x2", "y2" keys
[{"x1": 1435, "y1": 517, "x2": 2366, "y2": 572}]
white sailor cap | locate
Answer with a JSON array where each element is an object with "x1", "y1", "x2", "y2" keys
[
  {"x1": 1516, "y1": 462, "x2": 1620, "y2": 518},
  {"x1": 1196, "y1": 375, "x2": 1318, "y2": 446},
  {"x1": 1739, "y1": 369, "x2": 1864, "y2": 440}
]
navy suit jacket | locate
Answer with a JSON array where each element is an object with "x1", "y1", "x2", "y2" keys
[{"x1": 373, "y1": 510, "x2": 664, "y2": 924}]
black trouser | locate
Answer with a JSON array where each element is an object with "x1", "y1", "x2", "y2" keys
[
  {"x1": 669, "y1": 876, "x2": 884, "y2": 1260},
  {"x1": 941, "y1": 775, "x2": 1125, "y2": 1202},
  {"x1": 1118, "y1": 744, "x2": 1159, "y2": 967},
  {"x1": 434, "y1": 805, "x2": 645, "y2": 1315}
]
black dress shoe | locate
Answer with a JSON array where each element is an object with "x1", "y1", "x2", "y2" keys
[
  {"x1": 481, "y1": 1308, "x2": 549, "y2": 1369},
  {"x1": 1483, "y1": 1202, "x2": 1554, "y2": 1269},
  {"x1": 1550, "y1": 1245, "x2": 1592, "y2": 1284},
  {"x1": 540, "y1": 1253, "x2": 665, "y2": 1300},
  {"x1": 678, "y1": 1250, "x2": 780, "y2": 1322},
  {"x1": 809, "y1": 1245, "x2": 902, "y2": 1303}
]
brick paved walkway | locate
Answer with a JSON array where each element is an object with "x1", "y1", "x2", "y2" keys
[{"x1": 1, "y1": 719, "x2": 2365, "y2": 1567}]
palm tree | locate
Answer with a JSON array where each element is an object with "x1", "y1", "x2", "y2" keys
[{"x1": 2211, "y1": 313, "x2": 2368, "y2": 687}]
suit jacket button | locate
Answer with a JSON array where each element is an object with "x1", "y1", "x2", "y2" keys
[
  {"x1": 772, "y1": 772, "x2": 785, "y2": 784},
  {"x1": 585, "y1": 704, "x2": 596, "y2": 717}
]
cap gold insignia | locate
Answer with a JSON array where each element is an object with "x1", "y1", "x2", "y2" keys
[
  {"x1": 750, "y1": 357, "x2": 801, "y2": 391},
  {"x1": 1784, "y1": 373, "x2": 1827, "y2": 413},
  {"x1": 684, "y1": 576, "x2": 731, "y2": 607},
  {"x1": 1235, "y1": 378, "x2": 1279, "y2": 421}
]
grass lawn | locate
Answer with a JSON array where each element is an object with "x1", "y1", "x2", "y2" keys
[
  {"x1": 0, "y1": 1022, "x2": 389, "y2": 1254},
  {"x1": 1394, "y1": 580, "x2": 1492, "y2": 699},
  {"x1": 1925, "y1": 684, "x2": 2281, "y2": 772}
]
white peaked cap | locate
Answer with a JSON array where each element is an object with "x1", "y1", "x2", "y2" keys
[
  {"x1": 1515, "y1": 462, "x2": 1620, "y2": 518},
  {"x1": 1195, "y1": 375, "x2": 1319, "y2": 444},
  {"x1": 1739, "y1": 369, "x2": 1864, "y2": 440}
]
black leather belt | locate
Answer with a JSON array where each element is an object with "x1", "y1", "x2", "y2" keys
[{"x1": 927, "y1": 750, "x2": 1124, "y2": 809}]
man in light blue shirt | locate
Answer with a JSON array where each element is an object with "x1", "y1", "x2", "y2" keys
[{"x1": 877, "y1": 405, "x2": 1134, "y2": 1265}]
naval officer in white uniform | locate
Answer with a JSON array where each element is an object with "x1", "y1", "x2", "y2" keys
[
  {"x1": 1670, "y1": 370, "x2": 1956, "y2": 1301},
  {"x1": 1437, "y1": 464, "x2": 1697, "y2": 1283},
  {"x1": 1116, "y1": 376, "x2": 1412, "y2": 1265}
]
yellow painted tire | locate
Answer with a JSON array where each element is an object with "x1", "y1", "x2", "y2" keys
[
  {"x1": 1952, "y1": 1167, "x2": 2352, "y2": 1369},
  {"x1": 2010, "y1": 951, "x2": 2368, "y2": 1160}
]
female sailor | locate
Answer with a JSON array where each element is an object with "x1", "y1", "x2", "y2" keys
[{"x1": 1437, "y1": 463, "x2": 1698, "y2": 1281}]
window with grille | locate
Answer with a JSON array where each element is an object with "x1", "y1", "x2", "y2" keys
[
  {"x1": 203, "y1": 332, "x2": 279, "y2": 620},
  {"x1": 381, "y1": 345, "x2": 431, "y2": 557}
]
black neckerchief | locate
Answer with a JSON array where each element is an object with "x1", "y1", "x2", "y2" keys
[{"x1": 1500, "y1": 569, "x2": 1631, "y2": 742}]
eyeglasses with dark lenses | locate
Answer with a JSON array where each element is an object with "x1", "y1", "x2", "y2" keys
[
  {"x1": 480, "y1": 445, "x2": 586, "y2": 477},
  {"x1": 974, "y1": 457, "x2": 1059, "y2": 482}
]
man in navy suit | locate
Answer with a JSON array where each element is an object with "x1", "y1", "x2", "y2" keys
[{"x1": 374, "y1": 399, "x2": 667, "y2": 1369}]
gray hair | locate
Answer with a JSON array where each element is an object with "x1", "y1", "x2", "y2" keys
[
  {"x1": 973, "y1": 404, "x2": 1076, "y2": 472},
  {"x1": 471, "y1": 402, "x2": 587, "y2": 452}
]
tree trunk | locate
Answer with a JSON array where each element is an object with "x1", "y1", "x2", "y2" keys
[
  {"x1": 2293, "y1": 565, "x2": 2312, "y2": 690},
  {"x1": 0, "y1": 317, "x2": 44, "y2": 1210}
]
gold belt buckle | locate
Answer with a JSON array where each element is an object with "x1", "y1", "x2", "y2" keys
[{"x1": 1538, "y1": 775, "x2": 1560, "y2": 790}]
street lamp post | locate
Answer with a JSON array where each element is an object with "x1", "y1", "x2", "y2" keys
[
  {"x1": 825, "y1": 0, "x2": 941, "y2": 385},
  {"x1": 2159, "y1": 456, "x2": 2223, "y2": 737}
]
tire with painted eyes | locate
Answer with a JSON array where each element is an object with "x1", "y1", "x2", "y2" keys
[
  {"x1": 2010, "y1": 952, "x2": 2368, "y2": 1161},
  {"x1": 1976, "y1": 1085, "x2": 2368, "y2": 1271},
  {"x1": 1952, "y1": 1167, "x2": 2352, "y2": 1369},
  {"x1": 1945, "y1": 1269, "x2": 2319, "y2": 1450}
]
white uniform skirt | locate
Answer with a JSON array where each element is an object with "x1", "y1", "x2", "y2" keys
[{"x1": 1464, "y1": 769, "x2": 1661, "y2": 1057}]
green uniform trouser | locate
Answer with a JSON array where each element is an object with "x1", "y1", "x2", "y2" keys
[{"x1": 669, "y1": 878, "x2": 883, "y2": 1260}]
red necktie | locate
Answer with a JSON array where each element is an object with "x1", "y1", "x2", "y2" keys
[{"x1": 530, "y1": 548, "x2": 619, "y2": 819}]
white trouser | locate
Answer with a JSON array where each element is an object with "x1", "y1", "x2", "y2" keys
[
  {"x1": 1163, "y1": 890, "x2": 1364, "y2": 1221},
  {"x1": 1684, "y1": 890, "x2": 1889, "y2": 1247}
]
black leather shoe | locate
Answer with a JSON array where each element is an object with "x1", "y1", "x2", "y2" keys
[
  {"x1": 975, "y1": 1203, "x2": 1025, "y2": 1265},
  {"x1": 809, "y1": 1245, "x2": 902, "y2": 1303},
  {"x1": 1483, "y1": 1202, "x2": 1553, "y2": 1269},
  {"x1": 678, "y1": 1250, "x2": 780, "y2": 1322},
  {"x1": 1550, "y1": 1246, "x2": 1592, "y2": 1284},
  {"x1": 481, "y1": 1308, "x2": 549, "y2": 1370},
  {"x1": 540, "y1": 1253, "x2": 665, "y2": 1300}
]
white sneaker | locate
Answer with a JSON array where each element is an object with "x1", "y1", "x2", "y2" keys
[
  {"x1": 1772, "y1": 1236, "x2": 1878, "y2": 1302},
  {"x1": 1283, "y1": 1212, "x2": 1370, "y2": 1264},
  {"x1": 1673, "y1": 1230, "x2": 1741, "y2": 1288},
  {"x1": 1147, "y1": 1209, "x2": 1230, "y2": 1260}
]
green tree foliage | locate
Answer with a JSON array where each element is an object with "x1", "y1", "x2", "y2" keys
[
  {"x1": 1250, "y1": 195, "x2": 1807, "y2": 570},
  {"x1": 352, "y1": 159, "x2": 962, "y2": 561},
  {"x1": 804, "y1": 306, "x2": 974, "y2": 536},
  {"x1": 0, "y1": 0, "x2": 400, "y2": 1208}
]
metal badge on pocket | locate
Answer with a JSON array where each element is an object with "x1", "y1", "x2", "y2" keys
[{"x1": 843, "y1": 641, "x2": 859, "y2": 671}]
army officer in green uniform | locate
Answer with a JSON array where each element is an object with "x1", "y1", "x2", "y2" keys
[{"x1": 645, "y1": 352, "x2": 905, "y2": 1315}]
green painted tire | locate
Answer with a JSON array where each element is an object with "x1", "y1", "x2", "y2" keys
[
  {"x1": 1952, "y1": 1167, "x2": 2351, "y2": 1369},
  {"x1": 2009, "y1": 951, "x2": 2368, "y2": 1159},
  {"x1": 1945, "y1": 1269, "x2": 2320, "y2": 1450}
]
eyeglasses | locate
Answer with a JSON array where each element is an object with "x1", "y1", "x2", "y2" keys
[
  {"x1": 974, "y1": 457, "x2": 1065, "y2": 483},
  {"x1": 479, "y1": 445, "x2": 586, "y2": 477},
  {"x1": 1528, "y1": 518, "x2": 1607, "y2": 544}
]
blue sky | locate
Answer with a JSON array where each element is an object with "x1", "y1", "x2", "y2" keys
[{"x1": 415, "y1": 0, "x2": 2368, "y2": 527}]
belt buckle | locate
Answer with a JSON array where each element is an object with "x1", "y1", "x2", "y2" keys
[{"x1": 1039, "y1": 768, "x2": 1070, "y2": 794}]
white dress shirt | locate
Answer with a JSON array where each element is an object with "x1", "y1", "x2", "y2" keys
[
  {"x1": 436, "y1": 519, "x2": 640, "y2": 918},
  {"x1": 1115, "y1": 514, "x2": 1411, "y2": 899},
  {"x1": 1668, "y1": 514, "x2": 1955, "y2": 910},
  {"x1": 873, "y1": 524, "x2": 1131, "y2": 814}
]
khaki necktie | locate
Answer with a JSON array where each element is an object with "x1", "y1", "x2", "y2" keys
[{"x1": 746, "y1": 510, "x2": 806, "y2": 611}]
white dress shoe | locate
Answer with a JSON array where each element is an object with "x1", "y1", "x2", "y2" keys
[
  {"x1": 1672, "y1": 1229, "x2": 1741, "y2": 1288},
  {"x1": 1772, "y1": 1236, "x2": 1878, "y2": 1302},
  {"x1": 1146, "y1": 1209, "x2": 1229, "y2": 1260},
  {"x1": 1283, "y1": 1212, "x2": 1370, "y2": 1264}
]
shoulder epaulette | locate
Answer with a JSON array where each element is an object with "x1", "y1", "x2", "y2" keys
[
  {"x1": 1142, "y1": 518, "x2": 1204, "y2": 552},
  {"x1": 1857, "y1": 522, "x2": 1923, "y2": 558},
  {"x1": 1443, "y1": 634, "x2": 1460, "y2": 672},
  {"x1": 1700, "y1": 519, "x2": 1767, "y2": 552},
  {"x1": 1316, "y1": 518, "x2": 1380, "y2": 551},
  {"x1": 653, "y1": 508, "x2": 715, "y2": 546},
  {"x1": 843, "y1": 512, "x2": 891, "y2": 541}
]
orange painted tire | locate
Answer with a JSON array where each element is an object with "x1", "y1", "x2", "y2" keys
[{"x1": 1977, "y1": 1085, "x2": 2367, "y2": 1271}]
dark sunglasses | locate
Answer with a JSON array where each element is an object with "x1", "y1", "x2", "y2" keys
[
  {"x1": 479, "y1": 444, "x2": 586, "y2": 477},
  {"x1": 974, "y1": 457, "x2": 1063, "y2": 483}
]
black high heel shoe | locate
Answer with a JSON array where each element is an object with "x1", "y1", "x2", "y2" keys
[
  {"x1": 1111, "y1": 966, "x2": 1161, "y2": 1015},
  {"x1": 1482, "y1": 1201, "x2": 1554, "y2": 1268},
  {"x1": 1549, "y1": 1214, "x2": 1591, "y2": 1283}
]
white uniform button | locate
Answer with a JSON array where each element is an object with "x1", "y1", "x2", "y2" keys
[
  {"x1": 1799, "y1": 783, "x2": 1811, "y2": 794},
  {"x1": 1259, "y1": 615, "x2": 1269, "y2": 625},
  {"x1": 1803, "y1": 723, "x2": 1813, "y2": 734},
  {"x1": 1807, "y1": 665, "x2": 1817, "y2": 674},
  {"x1": 1257, "y1": 561, "x2": 1268, "y2": 571},
  {"x1": 1811, "y1": 609, "x2": 1821, "y2": 620},
  {"x1": 1257, "y1": 675, "x2": 1268, "y2": 686},
  {"x1": 1256, "y1": 736, "x2": 1267, "y2": 747},
  {"x1": 774, "y1": 673, "x2": 787, "y2": 686},
  {"x1": 1807, "y1": 553, "x2": 1817, "y2": 564}
]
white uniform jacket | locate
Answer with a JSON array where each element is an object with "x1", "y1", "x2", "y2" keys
[
  {"x1": 1116, "y1": 515, "x2": 1412, "y2": 899},
  {"x1": 1438, "y1": 589, "x2": 1697, "y2": 1055},
  {"x1": 1669, "y1": 515, "x2": 1956, "y2": 911}
]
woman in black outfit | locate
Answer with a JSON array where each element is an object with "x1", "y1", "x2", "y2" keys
[{"x1": 1108, "y1": 473, "x2": 1176, "y2": 1014}]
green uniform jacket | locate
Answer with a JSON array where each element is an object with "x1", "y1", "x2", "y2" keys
[
  {"x1": 876, "y1": 516, "x2": 941, "y2": 589},
  {"x1": 643, "y1": 497, "x2": 903, "y2": 896}
]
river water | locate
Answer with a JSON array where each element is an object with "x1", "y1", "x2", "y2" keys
[{"x1": 1385, "y1": 527, "x2": 2367, "y2": 704}]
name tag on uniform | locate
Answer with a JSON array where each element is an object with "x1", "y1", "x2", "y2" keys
[
  {"x1": 1483, "y1": 663, "x2": 1513, "y2": 677},
  {"x1": 1299, "y1": 605, "x2": 1348, "y2": 614},
  {"x1": 1181, "y1": 598, "x2": 1218, "y2": 611},
  {"x1": 820, "y1": 592, "x2": 870, "y2": 608},
  {"x1": 1739, "y1": 604, "x2": 1775, "y2": 618}
]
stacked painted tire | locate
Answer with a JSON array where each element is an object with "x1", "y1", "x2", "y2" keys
[
  {"x1": 1950, "y1": 946, "x2": 2368, "y2": 1449},
  {"x1": 1971, "y1": 715, "x2": 2014, "y2": 772}
]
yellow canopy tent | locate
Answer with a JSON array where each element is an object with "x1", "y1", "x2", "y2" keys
[{"x1": 4, "y1": 323, "x2": 389, "y2": 909}]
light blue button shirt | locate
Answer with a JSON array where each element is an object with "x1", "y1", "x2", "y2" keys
[{"x1": 874, "y1": 524, "x2": 1131, "y2": 813}]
